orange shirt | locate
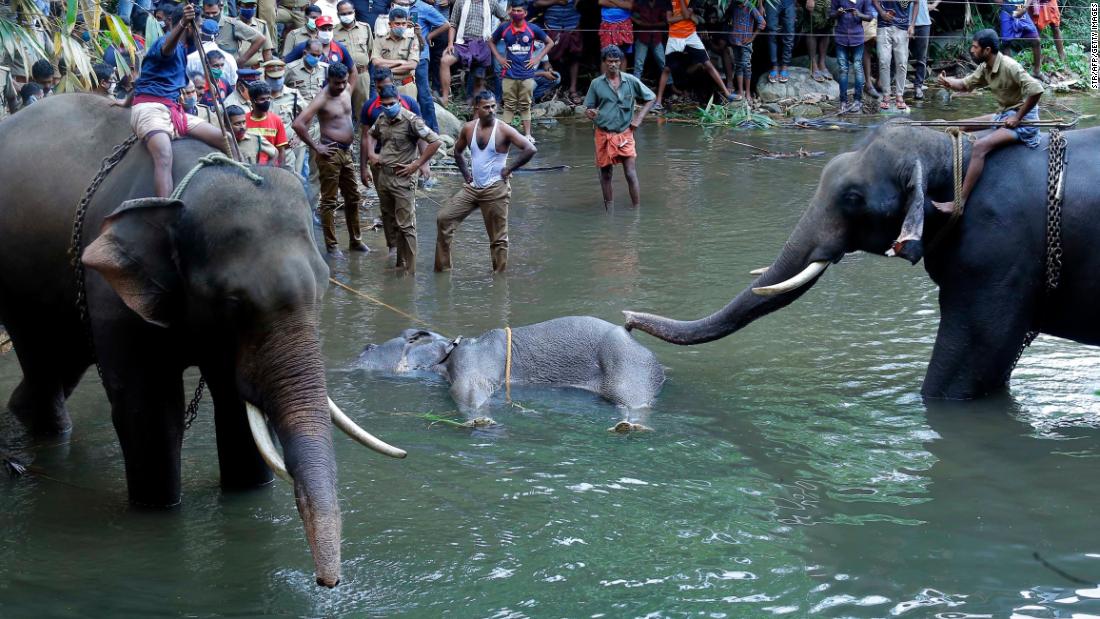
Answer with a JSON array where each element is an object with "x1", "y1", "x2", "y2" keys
[{"x1": 668, "y1": 0, "x2": 696, "y2": 38}]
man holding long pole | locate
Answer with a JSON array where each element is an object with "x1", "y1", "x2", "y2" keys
[{"x1": 123, "y1": 2, "x2": 233, "y2": 196}]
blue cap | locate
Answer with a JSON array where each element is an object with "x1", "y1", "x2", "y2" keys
[
  {"x1": 201, "y1": 18, "x2": 220, "y2": 36},
  {"x1": 238, "y1": 67, "x2": 262, "y2": 82}
]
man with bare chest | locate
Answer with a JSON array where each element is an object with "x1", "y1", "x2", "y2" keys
[
  {"x1": 434, "y1": 91, "x2": 536, "y2": 274},
  {"x1": 293, "y1": 62, "x2": 367, "y2": 256}
]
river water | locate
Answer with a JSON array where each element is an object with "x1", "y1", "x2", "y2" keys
[{"x1": 2, "y1": 92, "x2": 1100, "y2": 617}]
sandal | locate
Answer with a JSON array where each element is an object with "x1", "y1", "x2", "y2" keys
[
  {"x1": 778, "y1": 69, "x2": 789, "y2": 83},
  {"x1": 729, "y1": 93, "x2": 743, "y2": 102},
  {"x1": 879, "y1": 100, "x2": 890, "y2": 110},
  {"x1": 812, "y1": 71, "x2": 826, "y2": 82},
  {"x1": 895, "y1": 97, "x2": 908, "y2": 110},
  {"x1": 652, "y1": 102, "x2": 665, "y2": 112},
  {"x1": 768, "y1": 69, "x2": 779, "y2": 83}
]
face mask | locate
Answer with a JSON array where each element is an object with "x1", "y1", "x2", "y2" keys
[
  {"x1": 235, "y1": 128, "x2": 248, "y2": 141},
  {"x1": 255, "y1": 99, "x2": 272, "y2": 112},
  {"x1": 339, "y1": 13, "x2": 355, "y2": 24},
  {"x1": 210, "y1": 68, "x2": 224, "y2": 80},
  {"x1": 318, "y1": 30, "x2": 333, "y2": 43},
  {"x1": 157, "y1": 19, "x2": 166, "y2": 29},
  {"x1": 304, "y1": 54, "x2": 319, "y2": 67},
  {"x1": 306, "y1": 17, "x2": 318, "y2": 30},
  {"x1": 510, "y1": 14, "x2": 524, "y2": 23},
  {"x1": 266, "y1": 77, "x2": 284, "y2": 91},
  {"x1": 383, "y1": 102, "x2": 401, "y2": 117},
  {"x1": 391, "y1": 26, "x2": 406, "y2": 37},
  {"x1": 239, "y1": 7, "x2": 255, "y2": 20},
  {"x1": 183, "y1": 96, "x2": 197, "y2": 107},
  {"x1": 208, "y1": 12, "x2": 221, "y2": 22}
]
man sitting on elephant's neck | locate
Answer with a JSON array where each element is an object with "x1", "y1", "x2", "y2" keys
[
  {"x1": 933, "y1": 28, "x2": 1044, "y2": 214},
  {"x1": 122, "y1": 2, "x2": 230, "y2": 198}
]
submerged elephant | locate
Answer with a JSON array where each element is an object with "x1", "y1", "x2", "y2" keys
[
  {"x1": 0, "y1": 94, "x2": 405, "y2": 587},
  {"x1": 356, "y1": 317, "x2": 666, "y2": 409},
  {"x1": 626, "y1": 123, "x2": 1100, "y2": 400}
]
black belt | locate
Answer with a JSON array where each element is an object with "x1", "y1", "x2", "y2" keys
[{"x1": 321, "y1": 139, "x2": 352, "y2": 151}]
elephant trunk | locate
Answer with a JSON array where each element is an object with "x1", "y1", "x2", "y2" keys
[
  {"x1": 625, "y1": 211, "x2": 842, "y2": 345},
  {"x1": 245, "y1": 314, "x2": 342, "y2": 588}
]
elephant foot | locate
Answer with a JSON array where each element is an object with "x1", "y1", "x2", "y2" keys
[
  {"x1": 8, "y1": 381, "x2": 73, "y2": 436},
  {"x1": 608, "y1": 421, "x2": 653, "y2": 434}
]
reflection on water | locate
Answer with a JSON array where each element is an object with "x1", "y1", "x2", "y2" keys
[{"x1": 2, "y1": 93, "x2": 1100, "y2": 617}]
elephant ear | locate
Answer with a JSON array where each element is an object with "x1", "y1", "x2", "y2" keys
[
  {"x1": 885, "y1": 160, "x2": 926, "y2": 265},
  {"x1": 81, "y1": 197, "x2": 186, "y2": 328}
]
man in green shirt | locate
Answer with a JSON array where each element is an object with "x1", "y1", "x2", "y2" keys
[
  {"x1": 934, "y1": 28, "x2": 1044, "y2": 213},
  {"x1": 583, "y1": 45, "x2": 656, "y2": 210}
]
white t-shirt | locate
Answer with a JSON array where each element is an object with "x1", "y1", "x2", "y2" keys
[{"x1": 186, "y1": 41, "x2": 239, "y2": 87}]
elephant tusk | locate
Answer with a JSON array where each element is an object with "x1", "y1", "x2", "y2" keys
[
  {"x1": 749, "y1": 267, "x2": 769, "y2": 276},
  {"x1": 245, "y1": 402, "x2": 293, "y2": 483},
  {"x1": 751, "y1": 260, "x2": 830, "y2": 296},
  {"x1": 328, "y1": 398, "x2": 408, "y2": 459}
]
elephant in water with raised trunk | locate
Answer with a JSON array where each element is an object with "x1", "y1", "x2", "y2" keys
[
  {"x1": 0, "y1": 94, "x2": 405, "y2": 587},
  {"x1": 625, "y1": 122, "x2": 1100, "y2": 400}
]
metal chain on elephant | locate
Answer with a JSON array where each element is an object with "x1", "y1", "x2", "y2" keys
[
  {"x1": 70, "y1": 145, "x2": 261, "y2": 432},
  {"x1": 70, "y1": 134, "x2": 140, "y2": 385},
  {"x1": 1009, "y1": 129, "x2": 1068, "y2": 373}
]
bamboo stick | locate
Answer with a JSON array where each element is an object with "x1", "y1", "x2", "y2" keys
[{"x1": 904, "y1": 117, "x2": 1079, "y2": 129}]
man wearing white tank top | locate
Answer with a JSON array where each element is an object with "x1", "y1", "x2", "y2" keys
[{"x1": 434, "y1": 91, "x2": 537, "y2": 273}]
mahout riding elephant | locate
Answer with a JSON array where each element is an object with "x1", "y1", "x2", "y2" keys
[
  {"x1": 625, "y1": 122, "x2": 1100, "y2": 400},
  {"x1": 0, "y1": 94, "x2": 404, "y2": 587},
  {"x1": 356, "y1": 317, "x2": 666, "y2": 409}
]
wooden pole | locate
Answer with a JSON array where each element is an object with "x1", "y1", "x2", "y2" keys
[{"x1": 188, "y1": 13, "x2": 242, "y2": 161}]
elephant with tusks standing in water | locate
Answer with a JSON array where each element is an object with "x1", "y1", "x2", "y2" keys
[
  {"x1": 626, "y1": 123, "x2": 1100, "y2": 400},
  {"x1": 0, "y1": 94, "x2": 406, "y2": 588}
]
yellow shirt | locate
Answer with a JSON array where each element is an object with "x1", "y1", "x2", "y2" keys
[{"x1": 960, "y1": 52, "x2": 1045, "y2": 112}]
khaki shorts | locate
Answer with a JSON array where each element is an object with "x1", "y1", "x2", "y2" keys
[{"x1": 130, "y1": 101, "x2": 207, "y2": 140}]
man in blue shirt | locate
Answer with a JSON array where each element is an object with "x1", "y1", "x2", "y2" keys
[
  {"x1": 871, "y1": 0, "x2": 914, "y2": 110},
  {"x1": 392, "y1": 0, "x2": 449, "y2": 131},
  {"x1": 491, "y1": 0, "x2": 552, "y2": 142},
  {"x1": 126, "y1": 2, "x2": 229, "y2": 197}
]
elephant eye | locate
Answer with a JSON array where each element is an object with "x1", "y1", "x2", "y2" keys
[{"x1": 842, "y1": 190, "x2": 863, "y2": 205}]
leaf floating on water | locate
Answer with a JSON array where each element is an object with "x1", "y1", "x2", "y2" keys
[{"x1": 422, "y1": 413, "x2": 496, "y2": 429}]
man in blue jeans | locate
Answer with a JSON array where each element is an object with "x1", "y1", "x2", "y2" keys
[
  {"x1": 830, "y1": 0, "x2": 873, "y2": 113},
  {"x1": 393, "y1": 0, "x2": 449, "y2": 131},
  {"x1": 765, "y1": 0, "x2": 796, "y2": 83}
]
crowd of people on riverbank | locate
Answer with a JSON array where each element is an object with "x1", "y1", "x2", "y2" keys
[{"x1": 0, "y1": 0, "x2": 1053, "y2": 276}]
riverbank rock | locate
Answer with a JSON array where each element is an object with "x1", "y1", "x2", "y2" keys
[
  {"x1": 787, "y1": 103, "x2": 824, "y2": 118},
  {"x1": 756, "y1": 67, "x2": 840, "y2": 103},
  {"x1": 532, "y1": 99, "x2": 573, "y2": 119},
  {"x1": 434, "y1": 103, "x2": 464, "y2": 138}
]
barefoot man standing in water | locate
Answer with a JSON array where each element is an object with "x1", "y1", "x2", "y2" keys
[
  {"x1": 292, "y1": 62, "x2": 367, "y2": 257},
  {"x1": 583, "y1": 45, "x2": 655, "y2": 210}
]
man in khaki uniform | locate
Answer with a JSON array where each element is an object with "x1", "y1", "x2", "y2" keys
[
  {"x1": 285, "y1": 40, "x2": 329, "y2": 100},
  {"x1": 282, "y1": 5, "x2": 322, "y2": 55},
  {"x1": 202, "y1": 0, "x2": 267, "y2": 64},
  {"x1": 334, "y1": 0, "x2": 373, "y2": 117},
  {"x1": 372, "y1": 7, "x2": 419, "y2": 98},
  {"x1": 264, "y1": 59, "x2": 305, "y2": 174},
  {"x1": 236, "y1": 0, "x2": 276, "y2": 67},
  {"x1": 364, "y1": 84, "x2": 441, "y2": 273},
  {"x1": 286, "y1": 41, "x2": 330, "y2": 203},
  {"x1": 0, "y1": 64, "x2": 18, "y2": 121},
  {"x1": 224, "y1": 67, "x2": 261, "y2": 113}
]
